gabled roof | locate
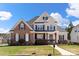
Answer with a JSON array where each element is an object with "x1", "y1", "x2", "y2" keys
[
  {"x1": 10, "y1": 19, "x2": 33, "y2": 31},
  {"x1": 28, "y1": 16, "x2": 39, "y2": 25},
  {"x1": 28, "y1": 11, "x2": 57, "y2": 25},
  {"x1": 74, "y1": 24, "x2": 79, "y2": 28},
  {"x1": 57, "y1": 26, "x2": 66, "y2": 32},
  {"x1": 28, "y1": 11, "x2": 49, "y2": 24}
]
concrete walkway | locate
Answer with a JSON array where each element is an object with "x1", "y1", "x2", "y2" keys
[{"x1": 50, "y1": 45, "x2": 76, "y2": 56}]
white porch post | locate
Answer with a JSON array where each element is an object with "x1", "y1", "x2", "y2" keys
[
  {"x1": 25, "y1": 33, "x2": 29, "y2": 41},
  {"x1": 56, "y1": 32, "x2": 59, "y2": 43},
  {"x1": 15, "y1": 33, "x2": 19, "y2": 41},
  {"x1": 48, "y1": 34, "x2": 49, "y2": 40}
]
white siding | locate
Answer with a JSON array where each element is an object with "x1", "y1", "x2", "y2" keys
[
  {"x1": 33, "y1": 12, "x2": 57, "y2": 31},
  {"x1": 59, "y1": 32, "x2": 68, "y2": 40},
  {"x1": 71, "y1": 28, "x2": 79, "y2": 43}
]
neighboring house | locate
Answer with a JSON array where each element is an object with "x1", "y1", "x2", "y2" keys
[
  {"x1": 71, "y1": 24, "x2": 79, "y2": 43},
  {"x1": 0, "y1": 33, "x2": 10, "y2": 44},
  {"x1": 9, "y1": 12, "x2": 68, "y2": 45},
  {"x1": 0, "y1": 37, "x2": 3, "y2": 44}
]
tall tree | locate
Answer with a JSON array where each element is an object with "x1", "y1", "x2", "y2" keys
[{"x1": 66, "y1": 21, "x2": 74, "y2": 40}]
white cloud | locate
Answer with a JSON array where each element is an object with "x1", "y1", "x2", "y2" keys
[
  {"x1": 50, "y1": 12, "x2": 69, "y2": 27},
  {"x1": 0, "y1": 28, "x2": 9, "y2": 33},
  {"x1": 0, "y1": 11, "x2": 12, "y2": 20},
  {"x1": 72, "y1": 20, "x2": 79, "y2": 26},
  {"x1": 66, "y1": 3, "x2": 79, "y2": 18}
]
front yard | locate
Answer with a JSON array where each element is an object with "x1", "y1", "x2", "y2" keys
[
  {"x1": 58, "y1": 44, "x2": 79, "y2": 55},
  {"x1": 0, "y1": 45, "x2": 60, "y2": 56}
]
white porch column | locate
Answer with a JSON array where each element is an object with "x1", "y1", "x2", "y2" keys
[
  {"x1": 53, "y1": 34, "x2": 55, "y2": 40},
  {"x1": 15, "y1": 33, "x2": 19, "y2": 41},
  {"x1": 25, "y1": 33, "x2": 29, "y2": 41},
  {"x1": 48, "y1": 34, "x2": 49, "y2": 40}
]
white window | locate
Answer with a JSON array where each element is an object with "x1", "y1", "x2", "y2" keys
[
  {"x1": 35, "y1": 25, "x2": 44, "y2": 30},
  {"x1": 75, "y1": 30, "x2": 77, "y2": 32},
  {"x1": 37, "y1": 34, "x2": 43, "y2": 39},
  {"x1": 75, "y1": 29, "x2": 79, "y2": 32},
  {"x1": 59, "y1": 35, "x2": 64, "y2": 40},
  {"x1": 47, "y1": 25, "x2": 55, "y2": 31},
  {"x1": 43, "y1": 16, "x2": 48, "y2": 20},
  {"x1": 50, "y1": 25, "x2": 53, "y2": 30},
  {"x1": 20, "y1": 23, "x2": 24, "y2": 30}
]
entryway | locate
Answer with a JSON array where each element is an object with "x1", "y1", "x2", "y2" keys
[
  {"x1": 17, "y1": 33, "x2": 29, "y2": 45},
  {"x1": 19, "y1": 34, "x2": 25, "y2": 45}
]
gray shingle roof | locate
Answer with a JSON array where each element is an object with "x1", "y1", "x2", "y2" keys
[
  {"x1": 27, "y1": 16, "x2": 39, "y2": 25},
  {"x1": 57, "y1": 26, "x2": 66, "y2": 32}
]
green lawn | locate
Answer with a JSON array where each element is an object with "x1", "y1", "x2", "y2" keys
[
  {"x1": 0, "y1": 45, "x2": 60, "y2": 56},
  {"x1": 58, "y1": 44, "x2": 79, "y2": 55}
]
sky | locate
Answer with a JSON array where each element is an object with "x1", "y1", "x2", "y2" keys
[{"x1": 0, "y1": 3, "x2": 79, "y2": 33}]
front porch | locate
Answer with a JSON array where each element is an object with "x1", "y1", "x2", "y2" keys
[
  {"x1": 34, "y1": 31, "x2": 59, "y2": 44},
  {"x1": 9, "y1": 33, "x2": 30, "y2": 46},
  {"x1": 9, "y1": 31, "x2": 67, "y2": 45}
]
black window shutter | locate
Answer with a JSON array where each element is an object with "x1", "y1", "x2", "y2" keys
[
  {"x1": 54, "y1": 26, "x2": 55, "y2": 31},
  {"x1": 47, "y1": 26, "x2": 49, "y2": 30},
  {"x1": 43, "y1": 33, "x2": 45, "y2": 39},
  {"x1": 63, "y1": 35, "x2": 64, "y2": 40},
  {"x1": 35, "y1": 34, "x2": 37, "y2": 39},
  {"x1": 35, "y1": 25, "x2": 37, "y2": 30},
  {"x1": 43, "y1": 25, "x2": 45, "y2": 31}
]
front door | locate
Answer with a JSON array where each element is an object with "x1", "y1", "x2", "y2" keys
[{"x1": 19, "y1": 34, "x2": 25, "y2": 45}]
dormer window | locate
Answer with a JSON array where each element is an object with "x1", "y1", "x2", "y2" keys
[
  {"x1": 43, "y1": 16, "x2": 48, "y2": 20},
  {"x1": 19, "y1": 23, "x2": 24, "y2": 30}
]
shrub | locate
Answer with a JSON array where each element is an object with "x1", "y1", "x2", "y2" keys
[
  {"x1": 35, "y1": 39, "x2": 48, "y2": 45},
  {"x1": 58, "y1": 40, "x2": 68, "y2": 44}
]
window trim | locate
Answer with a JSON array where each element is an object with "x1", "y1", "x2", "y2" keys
[
  {"x1": 19, "y1": 23, "x2": 25, "y2": 30},
  {"x1": 43, "y1": 16, "x2": 48, "y2": 20}
]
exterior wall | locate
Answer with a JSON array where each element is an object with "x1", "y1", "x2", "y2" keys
[
  {"x1": 29, "y1": 33, "x2": 35, "y2": 45},
  {"x1": 71, "y1": 27, "x2": 79, "y2": 43},
  {"x1": 58, "y1": 31, "x2": 68, "y2": 44},
  {"x1": 13, "y1": 21, "x2": 31, "y2": 34},
  {"x1": 10, "y1": 21, "x2": 34, "y2": 45},
  {"x1": 33, "y1": 12, "x2": 57, "y2": 31},
  {"x1": 59, "y1": 32, "x2": 68, "y2": 40}
]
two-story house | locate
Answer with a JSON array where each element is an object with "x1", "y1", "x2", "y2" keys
[{"x1": 9, "y1": 12, "x2": 68, "y2": 45}]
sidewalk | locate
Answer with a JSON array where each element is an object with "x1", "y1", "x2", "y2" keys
[
  {"x1": 0, "y1": 44, "x2": 8, "y2": 46},
  {"x1": 50, "y1": 45, "x2": 76, "y2": 56}
]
